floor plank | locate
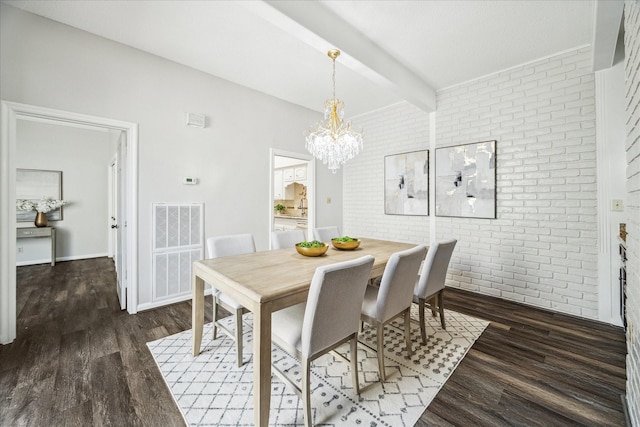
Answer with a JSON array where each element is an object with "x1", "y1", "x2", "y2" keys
[
  {"x1": 0, "y1": 258, "x2": 627, "y2": 426},
  {"x1": 425, "y1": 288, "x2": 627, "y2": 426}
]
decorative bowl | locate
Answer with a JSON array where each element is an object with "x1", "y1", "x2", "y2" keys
[
  {"x1": 295, "y1": 242, "x2": 329, "y2": 257},
  {"x1": 331, "y1": 238, "x2": 361, "y2": 250}
]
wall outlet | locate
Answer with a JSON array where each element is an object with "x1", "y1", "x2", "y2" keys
[
  {"x1": 611, "y1": 199, "x2": 624, "y2": 211},
  {"x1": 17, "y1": 247, "x2": 23, "y2": 253}
]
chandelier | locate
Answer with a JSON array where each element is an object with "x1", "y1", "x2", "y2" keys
[{"x1": 305, "y1": 49, "x2": 363, "y2": 173}]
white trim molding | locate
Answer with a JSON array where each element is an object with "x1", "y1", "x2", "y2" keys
[
  {"x1": 595, "y1": 71, "x2": 624, "y2": 327},
  {"x1": 269, "y1": 148, "x2": 315, "y2": 247},
  {"x1": 0, "y1": 101, "x2": 139, "y2": 344}
]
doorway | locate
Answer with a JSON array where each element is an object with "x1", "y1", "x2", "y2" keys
[
  {"x1": 0, "y1": 101, "x2": 139, "y2": 344},
  {"x1": 270, "y1": 149, "x2": 315, "y2": 248}
]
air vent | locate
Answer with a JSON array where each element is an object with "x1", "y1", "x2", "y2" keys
[
  {"x1": 152, "y1": 203, "x2": 203, "y2": 302},
  {"x1": 185, "y1": 112, "x2": 206, "y2": 128}
]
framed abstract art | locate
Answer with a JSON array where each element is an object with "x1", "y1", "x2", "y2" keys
[
  {"x1": 384, "y1": 150, "x2": 429, "y2": 216},
  {"x1": 435, "y1": 140, "x2": 496, "y2": 219}
]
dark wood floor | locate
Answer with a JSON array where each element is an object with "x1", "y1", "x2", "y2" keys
[{"x1": 1, "y1": 258, "x2": 627, "y2": 426}]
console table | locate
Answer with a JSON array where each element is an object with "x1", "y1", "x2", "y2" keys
[{"x1": 17, "y1": 227, "x2": 56, "y2": 266}]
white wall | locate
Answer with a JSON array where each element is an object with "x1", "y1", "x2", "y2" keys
[
  {"x1": 314, "y1": 165, "x2": 344, "y2": 231},
  {"x1": 0, "y1": 4, "x2": 342, "y2": 307},
  {"x1": 623, "y1": 1, "x2": 640, "y2": 423},
  {"x1": 15, "y1": 120, "x2": 113, "y2": 264}
]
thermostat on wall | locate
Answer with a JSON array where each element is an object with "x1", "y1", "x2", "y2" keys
[{"x1": 183, "y1": 177, "x2": 198, "y2": 185}]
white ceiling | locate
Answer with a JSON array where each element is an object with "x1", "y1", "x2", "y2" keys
[{"x1": 3, "y1": 0, "x2": 596, "y2": 116}]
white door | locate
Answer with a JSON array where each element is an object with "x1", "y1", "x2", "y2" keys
[
  {"x1": 109, "y1": 156, "x2": 118, "y2": 261},
  {"x1": 115, "y1": 132, "x2": 127, "y2": 310}
]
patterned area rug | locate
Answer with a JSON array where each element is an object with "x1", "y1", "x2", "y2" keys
[{"x1": 148, "y1": 306, "x2": 488, "y2": 426}]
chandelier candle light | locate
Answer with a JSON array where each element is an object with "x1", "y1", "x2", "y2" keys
[{"x1": 305, "y1": 49, "x2": 363, "y2": 173}]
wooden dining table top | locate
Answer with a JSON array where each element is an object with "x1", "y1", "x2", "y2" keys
[{"x1": 193, "y1": 237, "x2": 418, "y2": 308}]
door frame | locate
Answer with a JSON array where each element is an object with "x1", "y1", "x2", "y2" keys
[
  {"x1": 269, "y1": 148, "x2": 315, "y2": 248},
  {"x1": 0, "y1": 101, "x2": 139, "y2": 344}
]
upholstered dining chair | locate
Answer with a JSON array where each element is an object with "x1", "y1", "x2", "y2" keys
[
  {"x1": 312, "y1": 226, "x2": 340, "y2": 242},
  {"x1": 413, "y1": 239, "x2": 457, "y2": 344},
  {"x1": 271, "y1": 229, "x2": 306, "y2": 249},
  {"x1": 206, "y1": 233, "x2": 256, "y2": 367},
  {"x1": 360, "y1": 245, "x2": 427, "y2": 381},
  {"x1": 271, "y1": 255, "x2": 375, "y2": 427}
]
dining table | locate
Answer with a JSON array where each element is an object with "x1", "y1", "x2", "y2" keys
[{"x1": 191, "y1": 237, "x2": 418, "y2": 426}]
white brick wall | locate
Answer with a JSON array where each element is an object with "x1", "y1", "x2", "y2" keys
[
  {"x1": 345, "y1": 47, "x2": 600, "y2": 319},
  {"x1": 436, "y1": 47, "x2": 598, "y2": 318},
  {"x1": 624, "y1": 1, "x2": 640, "y2": 424},
  {"x1": 343, "y1": 103, "x2": 431, "y2": 245}
]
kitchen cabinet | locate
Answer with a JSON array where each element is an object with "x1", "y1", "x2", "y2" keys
[
  {"x1": 274, "y1": 215, "x2": 307, "y2": 231},
  {"x1": 274, "y1": 170, "x2": 283, "y2": 199},
  {"x1": 294, "y1": 166, "x2": 306, "y2": 181},
  {"x1": 275, "y1": 166, "x2": 307, "y2": 201}
]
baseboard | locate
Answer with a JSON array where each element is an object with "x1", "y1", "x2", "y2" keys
[
  {"x1": 447, "y1": 286, "x2": 626, "y2": 330},
  {"x1": 137, "y1": 288, "x2": 214, "y2": 312},
  {"x1": 16, "y1": 253, "x2": 109, "y2": 266},
  {"x1": 622, "y1": 394, "x2": 631, "y2": 426}
]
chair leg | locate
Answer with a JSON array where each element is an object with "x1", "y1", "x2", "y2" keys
[
  {"x1": 212, "y1": 296, "x2": 219, "y2": 340},
  {"x1": 376, "y1": 323, "x2": 386, "y2": 381},
  {"x1": 404, "y1": 309, "x2": 412, "y2": 358},
  {"x1": 438, "y1": 291, "x2": 446, "y2": 330},
  {"x1": 430, "y1": 296, "x2": 437, "y2": 317},
  {"x1": 418, "y1": 298, "x2": 427, "y2": 344},
  {"x1": 302, "y1": 358, "x2": 312, "y2": 427},
  {"x1": 350, "y1": 337, "x2": 360, "y2": 395},
  {"x1": 234, "y1": 307, "x2": 244, "y2": 367}
]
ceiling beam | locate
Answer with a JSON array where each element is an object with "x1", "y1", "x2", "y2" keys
[
  {"x1": 249, "y1": 0, "x2": 437, "y2": 113},
  {"x1": 592, "y1": 0, "x2": 624, "y2": 72}
]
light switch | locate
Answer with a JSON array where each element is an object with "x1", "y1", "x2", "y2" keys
[
  {"x1": 611, "y1": 199, "x2": 624, "y2": 212},
  {"x1": 326, "y1": 197, "x2": 332, "y2": 204}
]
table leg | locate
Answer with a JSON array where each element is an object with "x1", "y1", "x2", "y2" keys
[
  {"x1": 192, "y1": 275, "x2": 205, "y2": 356},
  {"x1": 253, "y1": 302, "x2": 272, "y2": 426},
  {"x1": 51, "y1": 229, "x2": 56, "y2": 267}
]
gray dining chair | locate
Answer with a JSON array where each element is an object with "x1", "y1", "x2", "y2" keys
[
  {"x1": 271, "y1": 255, "x2": 375, "y2": 427},
  {"x1": 414, "y1": 239, "x2": 457, "y2": 344},
  {"x1": 360, "y1": 244, "x2": 427, "y2": 381},
  {"x1": 312, "y1": 226, "x2": 340, "y2": 242},
  {"x1": 271, "y1": 229, "x2": 306, "y2": 249},
  {"x1": 206, "y1": 233, "x2": 256, "y2": 367}
]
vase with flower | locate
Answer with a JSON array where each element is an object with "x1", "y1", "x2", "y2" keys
[{"x1": 17, "y1": 197, "x2": 67, "y2": 227}]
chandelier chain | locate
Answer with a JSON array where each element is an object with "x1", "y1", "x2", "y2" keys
[{"x1": 332, "y1": 55, "x2": 336, "y2": 101}]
